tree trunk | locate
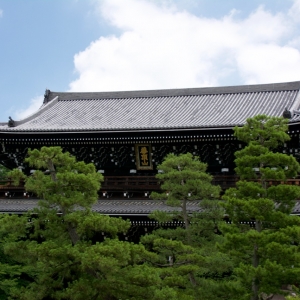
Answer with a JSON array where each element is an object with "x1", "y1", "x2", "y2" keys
[
  {"x1": 251, "y1": 219, "x2": 261, "y2": 300},
  {"x1": 182, "y1": 198, "x2": 197, "y2": 286},
  {"x1": 47, "y1": 159, "x2": 80, "y2": 246},
  {"x1": 182, "y1": 199, "x2": 189, "y2": 231},
  {"x1": 251, "y1": 241, "x2": 259, "y2": 300}
]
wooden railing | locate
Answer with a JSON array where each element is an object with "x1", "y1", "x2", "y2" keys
[
  {"x1": 1, "y1": 175, "x2": 300, "y2": 198},
  {"x1": 212, "y1": 175, "x2": 239, "y2": 189},
  {"x1": 0, "y1": 178, "x2": 25, "y2": 189},
  {"x1": 101, "y1": 176, "x2": 161, "y2": 191}
]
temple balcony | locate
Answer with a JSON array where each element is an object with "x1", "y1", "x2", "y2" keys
[{"x1": 1, "y1": 175, "x2": 300, "y2": 199}]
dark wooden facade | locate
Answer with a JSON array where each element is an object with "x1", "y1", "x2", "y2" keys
[
  {"x1": 1, "y1": 81, "x2": 300, "y2": 203},
  {"x1": 1, "y1": 125, "x2": 300, "y2": 199}
]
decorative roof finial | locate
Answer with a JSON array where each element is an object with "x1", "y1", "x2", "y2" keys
[
  {"x1": 282, "y1": 107, "x2": 292, "y2": 119},
  {"x1": 43, "y1": 89, "x2": 50, "y2": 104},
  {"x1": 8, "y1": 116, "x2": 15, "y2": 127}
]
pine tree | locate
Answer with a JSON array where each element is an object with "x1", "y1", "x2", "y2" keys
[
  {"x1": 0, "y1": 147, "x2": 177, "y2": 300},
  {"x1": 151, "y1": 153, "x2": 221, "y2": 232},
  {"x1": 221, "y1": 115, "x2": 300, "y2": 300},
  {"x1": 142, "y1": 153, "x2": 234, "y2": 299}
]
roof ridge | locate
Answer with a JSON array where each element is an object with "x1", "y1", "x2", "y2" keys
[
  {"x1": 47, "y1": 81, "x2": 300, "y2": 102},
  {"x1": 1, "y1": 81, "x2": 300, "y2": 131}
]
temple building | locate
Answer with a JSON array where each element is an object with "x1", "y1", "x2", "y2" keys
[{"x1": 1, "y1": 81, "x2": 300, "y2": 218}]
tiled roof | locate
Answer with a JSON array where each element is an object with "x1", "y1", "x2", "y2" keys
[
  {"x1": 91, "y1": 200, "x2": 201, "y2": 215},
  {"x1": 1, "y1": 81, "x2": 300, "y2": 132},
  {"x1": 0, "y1": 199, "x2": 38, "y2": 213},
  {"x1": 1, "y1": 199, "x2": 299, "y2": 215},
  {"x1": 0, "y1": 199, "x2": 201, "y2": 215}
]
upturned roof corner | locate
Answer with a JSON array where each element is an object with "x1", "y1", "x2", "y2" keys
[
  {"x1": 43, "y1": 89, "x2": 51, "y2": 104},
  {"x1": 283, "y1": 108, "x2": 292, "y2": 119},
  {"x1": 1, "y1": 81, "x2": 300, "y2": 132},
  {"x1": 8, "y1": 116, "x2": 15, "y2": 127}
]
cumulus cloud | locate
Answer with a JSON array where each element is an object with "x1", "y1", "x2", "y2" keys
[
  {"x1": 69, "y1": 0, "x2": 300, "y2": 92},
  {"x1": 289, "y1": 0, "x2": 300, "y2": 23},
  {"x1": 236, "y1": 45, "x2": 300, "y2": 84},
  {"x1": 15, "y1": 95, "x2": 43, "y2": 120}
]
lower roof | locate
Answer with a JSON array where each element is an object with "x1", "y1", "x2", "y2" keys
[
  {"x1": 1, "y1": 81, "x2": 300, "y2": 133},
  {"x1": 0, "y1": 199, "x2": 201, "y2": 215},
  {"x1": 1, "y1": 199, "x2": 299, "y2": 216}
]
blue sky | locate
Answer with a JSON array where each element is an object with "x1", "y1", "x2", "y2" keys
[{"x1": 0, "y1": 0, "x2": 299, "y2": 122}]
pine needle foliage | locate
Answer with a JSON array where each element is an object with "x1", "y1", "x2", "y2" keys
[
  {"x1": 221, "y1": 115, "x2": 300, "y2": 300},
  {"x1": 0, "y1": 147, "x2": 179, "y2": 300},
  {"x1": 142, "y1": 153, "x2": 235, "y2": 299}
]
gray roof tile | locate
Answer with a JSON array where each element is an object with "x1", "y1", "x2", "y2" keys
[
  {"x1": 1, "y1": 81, "x2": 300, "y2": 132},
  {"x1": 1, "y1": 199, "x2": 299, "y2": 215},
  {"x1": 0, "y1": 199, "x2": 201, "y2": 215}
]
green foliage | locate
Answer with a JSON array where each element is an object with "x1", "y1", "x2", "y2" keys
[
  {"x1": 1, "y1": 129, "x2": 298, "y2": 299},
  {"x1": 221, "y1": 115, "x2": 300, "y2": 300},
  {"x1": 287, "y1": 295, "x2": 300, "y2": 300},
  {"x1": 25, "y1": 147, "x2": 103, "y2": 211},
  {"x1": 0, "y1": 164, "x2": 10, "y2": 186},
  {"x1": 234, "y1": 114, "x2": 289, "y2": 148},
  {"x1": 143, "y1": 153, "x2": 235, "y2": 299},
  {"x1": 6, "y1": 168, "x2": 26, "y2": 186},
  {"x1": 151, "y1": 153, "x2": 221, "y2": 228},
  {"x1": 0, "y1": 164, "x2": 9, "y2": 177},
  {"x1": 143, "y1": 201, "x2": 237, "y2": 299},
  {"x1": 152, "y1": 153, "x2": 220, "y2": 201},
  {"x1": 0, "y1": 147, "x2": 177, "y2": 299}
]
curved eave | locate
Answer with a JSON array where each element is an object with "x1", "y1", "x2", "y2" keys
[
  {"x1": 0, "y1": 124, "x2": 242, "y2": 135},
  {"x1": 1, "y1": 81, "x2": 299, "y2": 134},
  {"x1": 2, "y1": 120, "x2": 300, "y2": 135}
]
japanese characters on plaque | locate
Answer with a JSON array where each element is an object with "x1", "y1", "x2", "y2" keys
[{"x1": 135, "y1": 144, "x2": 153, "y2": 170}]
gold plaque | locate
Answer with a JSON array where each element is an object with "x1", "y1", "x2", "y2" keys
[{"x1": 135, "y1": 144, "x2": 153, "y2": 170}]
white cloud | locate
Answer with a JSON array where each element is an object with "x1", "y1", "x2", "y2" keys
[
  {"x1": 289, "y1": 0, "x2": 300, "y2": 23},
  {"x1": 15, "y1": 95, "x2": 43, "y2": 120},
  {"x1": 68, "y1": 0, "x2": 300, "y2": 92},
  {"x1": 236, "y1": 44, "x2": 300, "y2": 84},
  {"x1": 0, "y1": 9, "x2": 3, "y2": 17}
]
